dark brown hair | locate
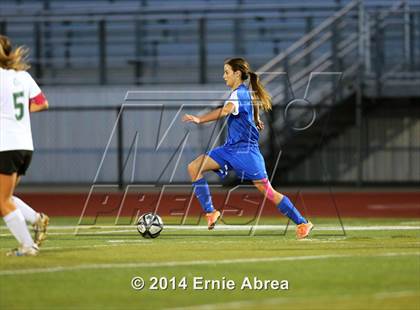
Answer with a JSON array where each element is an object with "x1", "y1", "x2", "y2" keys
[{"x1": 224, "y1": 57, "x2": 272, "y2": 111}]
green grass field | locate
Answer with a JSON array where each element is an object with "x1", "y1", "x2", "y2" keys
[{"x1": 1, "y1": 217, "x2": 419, "y2": 310}]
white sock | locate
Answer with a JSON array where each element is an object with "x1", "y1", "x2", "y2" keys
[
  {"x1": 12, "y1": 196, "x2": 38, "y2": 225},
  {"x1": 3, "y1": 209, "x2": 35, "y2": 248}
]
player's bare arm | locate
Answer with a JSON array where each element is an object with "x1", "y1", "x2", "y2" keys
[
  {"x1": 29, "y1": 93, "x2": 49, "y2": 113},
  {"x1": 30, "y1": 100, "x2": 48, "y2": 113},
  {"x1": 182, "y1": 102, "x2": 235, "y2": 124}
]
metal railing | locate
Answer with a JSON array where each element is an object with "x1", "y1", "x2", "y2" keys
[
  {"x1": 252, "y1": 0, "x2": 420, "y2": 186},
  {"x1": 252, "y1": 0, "x2": 362, "y2": 163}
]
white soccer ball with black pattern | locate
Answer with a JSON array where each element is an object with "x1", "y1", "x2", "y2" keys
[{"x1": 136, "y1": 213, "x2": 164, "y2": 238}]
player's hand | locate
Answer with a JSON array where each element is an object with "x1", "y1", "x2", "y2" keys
[
  {"x1": 255, "y1": 119, "x2": 264, "y2": 131},
  {"x1": 182, "y1": 114, "x2": 201, "y2": 124}
]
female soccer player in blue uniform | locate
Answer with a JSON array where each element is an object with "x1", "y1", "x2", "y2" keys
[{"x1": 182, "y1": 57, "x2": 313, "y2": 239}]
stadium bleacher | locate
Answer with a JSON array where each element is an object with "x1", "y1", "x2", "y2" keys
[{"x1": 4, "y1": 0, "x2": 416, "y2": 85}]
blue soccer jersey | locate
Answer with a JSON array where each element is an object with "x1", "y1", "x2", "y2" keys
[
  {"x1": 206, "y1": 83, "x2": 268, "y2": 181},
  {"x1": 224, "y1": 84, "x2": 259, "y2": 149}
]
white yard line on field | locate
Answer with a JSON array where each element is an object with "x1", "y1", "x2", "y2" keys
[
  {"x1": 166, "y1": 290, "x2": 420, "y2": 310},
  {"x1": 0, "y1": 225, "x2": 419, "y2": 238},
  {"x1": 167, "y1": 297, "x2": 290, "y2": 310},
  {"x1": 0, "y1": 238, "x2": 282, "y2": 251},
  {"x1": 0, "y1": 242, "x2": 153, "y2": 251},
  {"x1": 0, "y1": 252, "x2": 418, "y2": 276},
  {"x1": 41, "y1": 243, "x2": 152, "y2": 251},
  {"x1": 0, "y1": 225, "x2": 419, "y2": 237},
  {"x1": 374, "y1": 290, "x2": 419, "y2": 299}
]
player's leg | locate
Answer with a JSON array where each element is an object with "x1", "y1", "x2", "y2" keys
[
  {"x1": 0, "y1": 172, "x2": 38, "y2": 254},
  {"x1": 12, "y1": 196, "x2": 49, "y2": 247},
  {"x1": 187, "y1": 154, "x2": 221, "y2": 229},
  {"x1": 187, "y1": 154, "x2": 221, "y2": 182},
  {"x1": 252, "y1": 178, "x2": 283, "y2": 205},
  {"x1": 11, "y1": 159, "x2": 37, "y2": 224},
  {"x1": 14, "y1": 176, "x2": 49, "y2": 245},
  {"x1": 253, "y1": 178, "x2": 306, "y2": 222},
  {"x1": 0, "y1": 172, "x2": 18, "y2": 216},
  {"x1": 13, "y1": 178, "x2": 37, "y2": 224},
  {"x1": 253, "y1": 178, "x2": 313, "y2": 239},
  {"x1": 12, "y1": 195, "x2": 37, "y2": 224}
]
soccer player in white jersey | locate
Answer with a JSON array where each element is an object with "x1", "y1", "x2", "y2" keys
[{"x1": 0, "y1": 35, "x2": 50, "y2": 256}]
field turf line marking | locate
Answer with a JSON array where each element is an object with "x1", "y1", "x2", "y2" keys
[
  {"x1": 166, "y1": 296, "x2": 290, "y2": 310},
  {"x1": 374, "y1": 290, "x2": 419, "y2": 299},
  {"x1": 0, "y1": 252, "x2": 418, "y2": 276},
  {"x1": 0, "y1": 242, "x2": 153, "y2": 251},
  {"x1": 166, "y1": 290, "x2": 420, "y2": 310},
  {"x1": 1, "y1": 225, "x2": 419, "y2": 237}
]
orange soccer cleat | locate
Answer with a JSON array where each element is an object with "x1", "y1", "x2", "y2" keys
[
  {"x1": 206, "y1": 210, "x2": 221, "y2": 230},
  {"x1": 296, "y1": 221, "x2": 314, "y2": 239}
]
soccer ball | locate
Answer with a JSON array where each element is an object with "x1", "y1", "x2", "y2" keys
[{"x1": 136, "y1": 213, "x2": 164, "y2": 238}]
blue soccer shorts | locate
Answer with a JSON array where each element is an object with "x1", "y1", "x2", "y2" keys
[{"x1": 206, "y1": 145, "x2": 268, "y2": 181}]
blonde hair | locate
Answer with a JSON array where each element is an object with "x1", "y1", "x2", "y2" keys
[
  {"x1": 224, "y1": 57, "x2": 272, "y2": 112},
  {"x1": 0, "y1": 35, "x2": 30, "y2": 71}
]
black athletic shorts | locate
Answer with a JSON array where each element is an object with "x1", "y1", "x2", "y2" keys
[{"x1": 0, "y1": 150, "x2": 33, "y2": 175}]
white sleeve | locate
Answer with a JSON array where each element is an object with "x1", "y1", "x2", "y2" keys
[
  {"x1": 25, "y1": 72, "x2": 42, "y2": 99},
  {"x1": 224, "y1": 90, "x2": 239, "y2": 115}
]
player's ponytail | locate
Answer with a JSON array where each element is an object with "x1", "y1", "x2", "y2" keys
[
  {"x1": 0, "y1": 35, "x2": 30, "y2": 71},
  {"x1": 248, "y1": 71, "x2": 272, "y2": 112}
]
